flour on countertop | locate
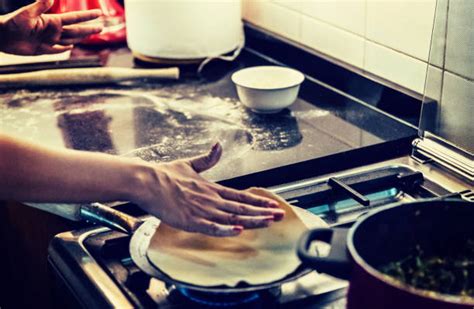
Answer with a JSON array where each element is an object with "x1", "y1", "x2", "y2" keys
[{"x1": 0, "y1": 85, "x2": 329, "y2": 162}]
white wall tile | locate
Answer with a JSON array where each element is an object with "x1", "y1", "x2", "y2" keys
[
  {"x1": 272, "y1": 0, "x2": 302, "y2": 12},
  {"x1": 445, "y1": 0, "x2": 474, "y2": 80},
  {"x1": 439, "y1": 72, "x2": 474, "y2": 152},
  {"x1": 242, "y1": 0, "x2": 300, "y2": 42},
  {"x1": 300, "y1": 15, "x2": 365, "y2": 68},
  {"x1": 243, "y1": 0, "x2": 449, "y2": 95},
  {"x1": 428, "y1": 0, "x2": 448, "y2": 68},
  {"x1": 366, "y1": 0, "x2": 436, "y2": 61},
  {"x1": 299, "y1": 0, "x2": 366, "y2": 36},
  {"x1": 365, "y1": 41, "x2": 428, "y2": 93},
  {"x1": 424, "y1": 65, "x2": 443, "y2": 101}
]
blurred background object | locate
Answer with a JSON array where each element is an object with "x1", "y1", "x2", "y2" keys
[
  {"x1": 49, "y1": 0, "x2": 126, "y2": 45},
  {"x1": 0, "y1": 0, "x2": 126, "y2": 45},
  {"x1": 124, "y1": 0, "x2": 243, "y2": 66}
]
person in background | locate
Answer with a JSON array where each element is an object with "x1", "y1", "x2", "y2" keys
[{"x1": 0, "y1": 0, "x2": 284, "y2": 237}]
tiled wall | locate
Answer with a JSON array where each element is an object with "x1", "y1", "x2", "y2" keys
[
  {"x1": 424, "y1": 0, "x2": 473, "y2": 153},
  {"x1": 242, "y1": 0, "x2": 437, "y2": 94},
  {"x1": 243, "y1": 0, "x2": 473, "y2": 153}
]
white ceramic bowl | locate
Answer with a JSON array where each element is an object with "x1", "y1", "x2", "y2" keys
[{"x1": 231, "y1": 66, "x2": 305, "y2": 113}]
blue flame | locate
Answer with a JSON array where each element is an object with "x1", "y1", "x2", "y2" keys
[{"x1": 178, "y1": 288, "x2": 260, "y2": 307}]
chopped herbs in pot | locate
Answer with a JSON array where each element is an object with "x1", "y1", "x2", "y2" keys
[{"x1": 379, "y1": 239, "x2": 474, "y2": 297}]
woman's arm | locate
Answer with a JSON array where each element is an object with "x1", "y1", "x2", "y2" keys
[
  {"x1": 0, "y1": 134, "x2": 144, "y2": 202},
  {"x1": 0, "y1": 134, "x2": 284, "y2": 236}
]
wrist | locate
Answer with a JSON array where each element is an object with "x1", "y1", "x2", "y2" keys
[
  {"x1": 124, "y1": 160, "x2": 159, "y2": 206},
  {"x1": 0, "y1": 16, "x2": 6, "y2": 52},
  {"x1": 0, "y1": 14, "x2": 14, "y2": 54}
]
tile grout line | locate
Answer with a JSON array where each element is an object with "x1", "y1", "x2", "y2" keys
[
  {"x1": 269, "y1": 2, "x2": 436, "y2": 64},
  {"x1": 272, "y1": 2, "x2": 365, "y2": 37},
  {"x1": 245, "y1": 5, "x2": 473, "y2": 83},
  {"x1": 438, "y1": 0, "x2": 449, "y2": 117},
  {"x1": 362, "y1": 0, "x2": 368, "y2": 70}
]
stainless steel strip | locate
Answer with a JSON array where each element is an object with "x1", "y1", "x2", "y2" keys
[
  {"x1": 51, "y1": 228, "x2": 134, "y2": 308},
  {"x1": 413, "y1": 138, "x2": 474, "y2": 182}
]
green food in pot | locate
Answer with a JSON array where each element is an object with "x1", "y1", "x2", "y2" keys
[{"x1": 379, "y1": 240, "x2": 474, "y2": 297}]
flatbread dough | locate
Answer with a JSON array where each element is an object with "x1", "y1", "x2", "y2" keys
[{"x1": 146, "y1": 187, "x2": 325, "y2": 287}]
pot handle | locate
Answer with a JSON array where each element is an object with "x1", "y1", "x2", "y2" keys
[
  {"x1": 297, "y1": 228, "x2": 352, "y2": 280},
  {"x1": 80, "y1": 203, "x2": 143, "y2": 234},
  {"x1": 25, "y1": 202, "x2": 142, "y2": 234}
]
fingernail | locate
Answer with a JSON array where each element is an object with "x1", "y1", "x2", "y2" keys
[
  {"x1": 273, "y1": 213, "x2": 285, "y2": 221},
  {"x1": 272, "y1": 209, "x2": 285, "y2": 214},
  {"x1": 267, "y1": 200, "x2": 279, "y2": 208},
  {"x1": 264, "y1": 217, "x2": 274, "y2": 223},
  {"x1": 233, "y1": 225, "x2": 243, "y2": 232},
  {"x1": 211, "y1": 142, "x2": 220, "y2": 152}
]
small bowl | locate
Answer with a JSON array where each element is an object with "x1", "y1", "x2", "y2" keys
[{"x1": 231, "y1": 66, "x2": 305, "y2": 114}]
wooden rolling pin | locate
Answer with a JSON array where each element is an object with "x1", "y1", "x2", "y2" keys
[{"x1": 0, "y1": 67, "x2": 180, "y2": 87}]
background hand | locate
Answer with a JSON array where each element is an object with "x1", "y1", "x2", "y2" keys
[
  {"x1": 136, "y1": 143, "x2": 286, "y2": 237},
  {"x1": 0, "y1": 0, "x2": 102, "y2": 55}
]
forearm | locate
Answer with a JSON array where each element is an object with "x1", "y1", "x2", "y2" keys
[
  {"x1": 0, "y1": 134, "x2": 151, "y2": 203},
  {"x1": 0, "y1": 15, "x2": 9, "y2": 53}
]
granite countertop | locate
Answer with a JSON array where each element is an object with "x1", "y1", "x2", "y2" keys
[{"x1": 0, "y1": 47, "x2": 416, "y2": 183}]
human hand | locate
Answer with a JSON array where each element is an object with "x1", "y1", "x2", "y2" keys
[
  {"x1": 134, "y1": 143, "x2": 286, "y2": 237},
  {"x1": 0, "y1": 0, "x2": 102, "y2": 55}
]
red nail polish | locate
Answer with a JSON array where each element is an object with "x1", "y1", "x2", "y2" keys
[
  {"x1": 273, "y1": 213, "x2": 284, "y2": 221},
  {"x1": 233, "y1": 225, "x2": 243, "y2": 232},
  {"x1": 267, "y1": 201, "x2": 279, "y2": 208}
]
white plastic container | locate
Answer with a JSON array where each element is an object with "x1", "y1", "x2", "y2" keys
[
  {"x1": 232, "y1": 66, "x2": 305, "y2": 113},
  {"x1": 124, "y1": 0, "x2": 243, "y2": 60}
]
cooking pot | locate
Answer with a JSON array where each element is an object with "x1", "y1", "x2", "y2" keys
[
  {"x1": 298, "y1": 199, "x2": 474, "y2": 309},
  {"x1": 124, "y1": 0, "x2": 243, "y2": 62}
]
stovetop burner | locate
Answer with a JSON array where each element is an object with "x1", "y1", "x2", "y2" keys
[
  {"x1": 48, "y1": 158, "x2": 472, "y2": 308},
  {"x1": 167, "y1": 286, "x2": 280, "y2": 308}
]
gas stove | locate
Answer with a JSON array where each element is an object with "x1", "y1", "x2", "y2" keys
[
  {"x1": 45, "y1": 18, "x2": 473, "y2": 308},
  {"x1": 48, "y1": 156, "x2": 472, "y2": 308}
]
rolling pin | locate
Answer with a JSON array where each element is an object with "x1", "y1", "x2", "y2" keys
[{"x1": 0, "y1": 67, "x2": 180, "y2": 87}]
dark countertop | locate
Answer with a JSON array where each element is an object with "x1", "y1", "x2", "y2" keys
[{"x1": 0, "y1": 47, "x2": 416, "y2": 184}]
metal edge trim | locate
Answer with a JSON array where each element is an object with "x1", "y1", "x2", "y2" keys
[
  {"x1": 271, "y1": 164, "x2": 419, "y2": 194},
  {"x1": 50, "y1": 228, "x2": 134, "y2": 308},
  {"x1": 413, "y1": 138, "x2": 474, "y2": 182}
]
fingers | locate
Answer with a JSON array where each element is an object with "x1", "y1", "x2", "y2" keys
[
  {"x1": 59, "y1": 25, "x2": 103, "y2": 45},
  {"x1": 218, "y1": 187, "x2": 280, "y2": 208},
  {"x1": 62, "y1": 25, "x2": 103, "y2": 38},
  {"x1": 190, "y1": 219, "x2": 243, "y2": 237},
  {"x1": 217, "y1": 200, "x2": 285, "y2": 218},
  {"x1": 36, "y1": 24, "x2": 101, "y2": 52},
  {"x1": 189, "y1": 143, "x2": 222, "y2": 173},
  {"x1": 59, "y1": 9, "x2": 103, "y2": 26},
  {"x1": 19, "y1": 0, "x2": 53, "y2": 18},
  {"x1": 189, "y1": 197, "x2": 275, "y2": 229},
  {"x1": 58, "y1": 38, "x2": 87, "y2": 46},
  {"x1": 205, "y1": 210, "x2": 275, "y2": 229},
  {"x1": 37, "y1": 44, "x2": 73, "y2": 55},
  {"x1": 216, "y1": 187, "x2": 285, "y2": 220}
]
